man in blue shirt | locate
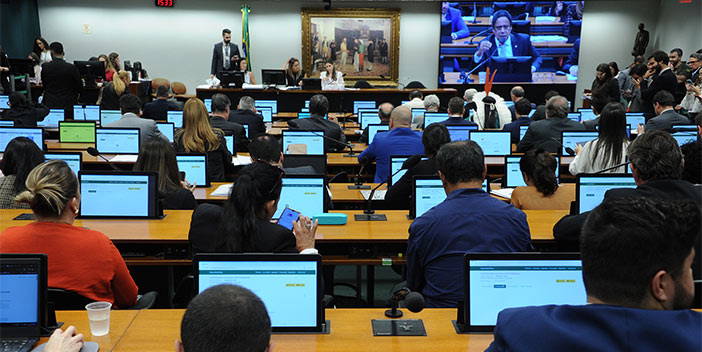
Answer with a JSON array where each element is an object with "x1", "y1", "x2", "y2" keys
[
  {"x1": 358, "y1": 106, "x2": 424, "y2": 183},
  {"x1": 487, "y1": 197, "x2": 701, "y2": 351},
  {"x1": 502, "y1": 98, "x2": 533, "y2": 143},
  {"x1": 439, "y1": 97, "x2": 479, "y2": 126},
  {"x1": 407, "y1": 141, "x2": 531, "y2": 308}
]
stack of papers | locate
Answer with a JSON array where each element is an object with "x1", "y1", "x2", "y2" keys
[
  {"x1": 211, "y1": 183, "x2": 233, "y2": 197},
  {"x1": 490, "y1": 188, "x2": 514, "y2": 199},
  {"x1": 232, "y1": 155, "x2": 253, "y2": 166},
  {"x1": 534, "y1": 16, "x2": 557, "y2": 23},
  {"x1": 360, "y1": 190, "x2": 386, "y2": 201}
]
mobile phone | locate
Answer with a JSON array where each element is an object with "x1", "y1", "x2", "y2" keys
[
  {"x1": 276, "y1": 207, "x2": 301, "y2": 231},
  {"x1": 687, "y1": 79, "x2": 694, "y2": 85},
  {"x1": 179, "y1": 171, "x2": 186, "y2": 181}
]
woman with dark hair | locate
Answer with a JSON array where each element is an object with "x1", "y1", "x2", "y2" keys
[
  {"x1": 28, "y1": 52, "x2": 42, "y2": 84},
  {"x1": 0, "y1": 137, "x2": 45, "y2": 209},
  {"x1": 569, "y1": 102, "x2": 630, "y2": 175},
  {"x1": 320, "y1": 59, "x2": 344, "y2": 90},
  {"x1": 32, "y1": 37, "x2": 51, "y2": 64},
  {"x1": 99, "y1": 54, "x2": 117, "y2": 81},
  {"x1": 282, "y1": 57, "x2": 305, "y2": 86},
  {"x1": 591, "y1": 63, "x2": 621, "y2": 103},
  {"x1": 133, "y1": 138, "x2": 197, "y2": 210},
  {"x1": 238, "y1": 58, "x2": 256, "y2": 85},
  {"x1": 0, "y1": 92, "x2": 49, "y2": 127},
  {"x1": 511, "y1": 149, "x2": 574, "y2": 210},
  {"x1": 108, "y1": 52, "x2": 121, "y2": 72}
]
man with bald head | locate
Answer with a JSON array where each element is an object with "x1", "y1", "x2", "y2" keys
[
  {"x1": 360, "y1": 102, "x2": 393, "y2": 144},
  {"x1": 359, "y1": 106, "x2": 424, "y2": 183}
]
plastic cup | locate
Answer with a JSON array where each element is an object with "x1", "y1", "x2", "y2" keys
[{"x1": 85, "y1": 302, "x2": 111, "y2": 336}]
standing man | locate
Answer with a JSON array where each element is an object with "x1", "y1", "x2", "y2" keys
[
  {"x1": 352, "y1": 39, "x2": 360, "y2": 73},
  {"x1": 633, "y1": 50, "x2": 677, "y2": 119},
  {"x1": 669, "y1": 48, "x2": 692, "y2": 103},
  {"x1": 380, "y1": 39, "x2": 389, "y2": 64},
  {"x1": 210, "y1": 29, "x2": 241, "y2": 80},
  {"x1": 41, "y1": 42, "x2": 82, "y2": 111},
  {"x1": 366, "y1": 39, "x2": 375, "y2": 72},
  {"x1": 339, "y1": 38, "x2": 348, "y2": 69}
]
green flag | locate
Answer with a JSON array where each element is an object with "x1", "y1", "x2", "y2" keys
[{"x1": 241, "y1": 5, "x2": 251, "y2": 71}]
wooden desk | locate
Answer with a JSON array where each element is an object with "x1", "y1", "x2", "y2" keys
[
  {"x1": 113, "y1": 309, "x2": 492, "y2": 352},
  {"x1": 37, "y1": 310, "x2": 139, "y2": 352}
]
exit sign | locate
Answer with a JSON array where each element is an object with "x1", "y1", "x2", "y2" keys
[{"x1": 155, "y1": 0, "x2": 173, "y2": 6}]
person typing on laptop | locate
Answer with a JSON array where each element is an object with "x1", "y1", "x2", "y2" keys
[{"x1": 510, "y1": 149, "x2": 573, "y2": 210}]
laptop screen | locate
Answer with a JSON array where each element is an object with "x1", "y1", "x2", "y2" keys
[
  {"x1": 0, "y1": 95, "x2": 9, "y2": 110},
  {"x1": 176, "y1": 154, "x2": 208, "y2": 187},
  {"x1": 672, "y1": 124, "x2": 696, "y2": 132},
  {"x1": 224, "y1": 135, "x2": 235, "y2": 155},
  {"x1": 519, "y1": 125, "x2": 529, "y2": 141},
  {"x1": 368, "y1": 124, "x2": 390, "y2": 144},
  {"x1": 389, "y1": 155, "x2": 427, "y2": 186},
  {"x1": 578, "y1": 109, "x2": 597, "y2": 122},
  {"x1": 465, "y1": 253, "x2": 585, "y2": 331},
  {"x1": 73, "y1": 105, "x2": 100, "y2": 121},
  {"x1": 561, "y1": 131, "x2": 598, "y2": 156},
  {"x1": 411, "y1": 108, "x2": 426, "y2": 123},
  {"x1": 672, "y1": 131, "x2": 697, "y2": 146},
  {"x1": 424, "y1": 112, "x2": 449, "y2": 127},
  {"x1": 359, "y1": 111, "x2": 381, "y2": 130},
  {"x1": 469, "y1": 131, "x2": 511, "y2": 156},
  {"x1": 0, "y1": 120, "x2": 13, "y2": 127},
  {"x1": 96, "y1": 128, "x2": 140, "y2": 154},
  {"x1": 625, "y1": 113, "x2": 645, "y2": 128},
  {"x1": 37, "y1": 109, "x2": 65, "y2": 128},
  {"x1": 257, "y1": 107, "x2": 273, "y2": 123},
  {"x1": 566, "y1": 112, "x2": 580, "y2": 123},
  {"x1": 79, "y1": 172, "x2": 158, "y2": 217},
  {"x1": 255, "y1": 100, "x2": 277, "y2": 114},
  {"x1": 273, "y1": 176, "x2": 325, "y2": 219},
  {"x1": 447, "y1": 125, "x2": 478, "y2": 141},
  {"x1": 167, "y1": 111, "x2": 183, "y2": 128},
  {"x1": 354, "y1": 101, "x2": 376, "y2": 115},
  {"x1": 577, "y1": 174, "x2": 637, "y2": 213},
  {"x1": 282, "y1": 130, "x2": 325, "y2": 155},
  {"x1": 195, "y1": 254, "x2": 322, "y2": 331},
  {"x1": 505, "y1": 156, "x2": 559, "y2": 188},
  {"x1": 0, "y1": 258, "x2": 40, "y2": 328},
  {"x1": 0, "y1": 127, "x2": 43, "y2": 152},
  {"x1": 59, "y1": 121, "x2": 96, "y2": 143},
  {"x1": 44, "y1": 153, "x2": 82, "y2": 176},
  {"x1": 203, "y1": 98, "x2": 212, "y2": 113},
  {"x1": 156, "y1": 122, "x2": 175, "y2": 142},
  {"x1": 100, "y1": 110, "x2": 122, "y2": 126},
  {"x1": 413, "y1": 177, "x2": 447, "y2": 218},
  {"x1": 242, "y1": 124, "x2": 249, "y2": 138}
]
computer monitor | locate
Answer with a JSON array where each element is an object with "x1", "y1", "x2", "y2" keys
[
  {"x1": 359, "y1": 111, "x2": 381, "y2": 130},
  {"x1": 301, "y1": 78, "x2": 322, "y2": 90},
  {"x1": 625, "y1": 113, "x2": 645, "y2": 128},
  {"x1": 167, "y1": 111, "x2": 184, "y2": 128},
  {"x1": 671, "y1": 131, "x2": 697, "y2": 146},
  {"x1": 566, "y1": 112, "x2": 581, "y2": 123},
  {"x1": 221, "y1": 71, "x2": 245, "y2": 88},
  {"x1": 411, "y1": 108, "x2": 426, "y2": 124},
  {"x1": 272, "y1": 175, "x2": 326, "y2": 219},
  {"x1": 411, "y1": 176, "x2": 447, "y2": 219},
  {"x1": 203, "y1": 98, "x2": 212, "y2": 113},
  {"x1": 257, "y1": 106, "x2": 273, "y2": 123},
  {"x1": 0, "y1": 120, "x2": 13, "y2": 127},
  {"x1": 504, "y1": 155, "x2": 559, "y2": 188},
  {"x1": 305, "y1": 100, "x2": 310, "y2": 108},
  {"x1": 44, "y1": 152, "x2": 82, "y2": 176},
  {"x1": 242, "y1": 124, "x2": 249, "y2": 138},
  {"x1": 447, "y1": 125, "x2": 479, "y2": 141},
  {"x1": 353, "y1": 101, "x2": 376, "y2": 115},
  {"x1": 561, "y1": 131, "x2": 598, "y2": 156},
  {"x1": 576, "y1": 174, "x2": 637, "y2": 213},
  {"x1": 503, "y1": 101, "x2": 514, "y2": 109},
  {"x1": 155, "y1": 122, "x2": 175, "y2": 142},
  {"x1": 519, "y1": 125, "x2": 529, "y2": 141},
  {"x1": 37, "y1": 109, "x2": 65, "y2": 128},
  {"x1": 389, "y1": 155, "x2": 427, "y2": 186},
  {"x1": 424, "y1": 112, "x2": 449, "y2": 127},
  {"x1": 193, "y1": 253, "x2": 324, "y2": 332},
  {"x1": 78, "y1": 171, "x2": 160, "y2": 218},
  {"x1": 96, "y1": 128, "x2": 140, "y2": 154},
  {"x1": 282, "y1": 155, "x2": 327, "y2": 175},
  {"x1": 176, "y1": 154, "x2": 209, "y2": 187},
  {"x1": 0, "y1": 95, "x2": 9, "y2": 110},
  {"x1": 0, "y1": 253, "x2": 47, "y2": 339},
  {"x1": 100, "y1": 110, "x2": 122, "y2": 126},
  {"x1": 0, "y1": 127, "x2": 43, "y2": 152},
  {"x1": 577, "y1": 109, "x2": 597, "y2": 122},
  {"x1": 282, "y1": 130, "x2": 325, "y2": 155},
  {"x1": 298, "y1": 112, "x2": 311, "y2": 119},
  {"x1": 672, "y1": 124, "x2": 696, "y2": 132},
  {"x1": 367, "y1": 124, "x2": 390, "y2": 144},
  {"x1": 461, "y1": 252, "x2": 585, "y2": 332},
  {"x1": 58, "y1": 121, "x2": 96, "y2": 143},
  {"x1": 224, "y1": 135, "x2": 235, "y2": 155},
  {"x1": 262, "y1": 69, "x2": 287, "y2": 86},
  {"x1": 73, "y1": 105, "x2": 100, "y2": 121},
  {"x1": 73, "y1": 60, "x2": 105, "y2": 86},
  {"x1": 301, "y1": 108, "x2": 309, "y2": 113},
  {"x1": 468, "y1": 131, "x2": 512, "y2": 156},
  {"x1": 255, "y1": 100, "x2": 278, "y2": 114}
]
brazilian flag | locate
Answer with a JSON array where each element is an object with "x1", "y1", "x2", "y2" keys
[{"x1": 241, "y1": 4, "x2": 251, "y2": 71}]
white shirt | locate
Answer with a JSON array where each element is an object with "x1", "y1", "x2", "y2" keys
[
  {"x1": 569, "y1": 139, "x2": 630, "y2": 175},
  {"x1": 473, "y1": 36, "x2": 513, "y2": 63},
  {"x1": 39, "y1": 51, "x2": 52, "y2": 64},
  {"x1": 320, "y1": 71, "x2": 344, "y2": 90}
]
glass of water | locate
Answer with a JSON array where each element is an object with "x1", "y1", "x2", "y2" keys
[{"x1": 85, "y1": 302, "x2": 111, "y2": 336}]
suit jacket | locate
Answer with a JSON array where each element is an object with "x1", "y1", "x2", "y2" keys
[
  {"x1": 486, "y1": 304, "x2": 702, "y2": 352},
  {"x1": 644, "y1": 109, "x2": 690, "y2": 132},
  {"x1": 98, "y1": 82, "x2": 128, "y2": 111},
  {"x1": 210, "y1": 116, "x2": 248, "y2": 152},
  {"x1": 359, "y1": 120, "x2": 389, "y2": 144},
  {"x1": 104, "y1": 112, "x2": 167, "y2": 146},
  {"x1": 41, "y1": 58, "x2": 82, "y2": 110},
  {"x1": 562, "y1": 38, "x2": 579, "y2": 72},
  {"x1": 502, "y1": 116, "x2": 533, "y2": 143},
  {"x1": 531, "y1": 104, "x2": 546, "y2": 121},
  {"x1": 385, "y1": 158, "x2": 437, "y2": 209},
  {"x1": 288, "y1": 116, "x2": 347, "y2": 152},
  {"x1": 210, "y1": 42, "x2": 241, "y2": 77},
  {"x1": 142, "y1": 99, "x2": 179, "y2": 121},
  {"x1": 0, "y1": 105, "x2": 49, "y2": 127},
  {"x1": 439, "y1": 116, "x2": 478, "y2": 126},
  {"x1": 228, "y1": 109, "x2": 266, "y2": 139},
  {"x1": 358, "y1": 127, "x2": 424, "y2": 183},
  {"x1": 640, "y1": 69, "x2": 677, "y2": 117},
  {"x1": 473, "y1": 33, "x2": 543, "y2": 72},
  {"x1": 445, "y1": 6, "x2": 470, "y2": 39},
  {"x1": 516, "y1": 116, "x2": 585, "y2": 153}
]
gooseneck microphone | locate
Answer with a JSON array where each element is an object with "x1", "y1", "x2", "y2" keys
[
  {"x1": 287, "y1": 120, "x2": 357, "y2": 157},
  {"x1": 348, "y1": 156, "x2": 371, "y2": 190},
  {"x1": 592, "y1": 161, "x2": 630, "y2": 174},
  {"x1": 548, "y1": 137, "x2": 576, "y2": 156},
  {"x1": 385, "y1": 287, "x2": 425, "y2": 318},
  {"x1": 87, "y1": 147, "x2": 121, "y2": 171},
  {"x1": 356, "y1": 155, "x2": 422, "y2": 222}
]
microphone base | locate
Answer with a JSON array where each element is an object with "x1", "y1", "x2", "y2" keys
[
  {"x1": 384, "y1": 309, "x2": 403, "y2": 318},
  {"x1": 354, "y1": 214, "x2": 387, "y2": 221},
  {"x1": 342, "y1": 153, "x2": 357, "y2": 158},
  {"x1": 347, "y1": 184, "x2": 371, "y2": 190},
  {"x1": 371, "y1": 319, "x2": 427, "y2": 336}
]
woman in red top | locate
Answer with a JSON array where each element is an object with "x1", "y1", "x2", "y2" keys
[{"x1": 0, "y1": 160, "x2": 138, "y2": 308}]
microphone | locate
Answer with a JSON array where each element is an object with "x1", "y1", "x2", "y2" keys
[
  {"x1": 468, "y1": 27, "x2": 492, "y2": 44},
  {"x1": 87, "y1": 147, "x2": 121, "y2": 171},
  {"x1": 385, "y1": 287, "x2": 425, "y2": 318},
  {"x1": 287, "y1": 120, "x2": 357, "y2": 157},
  {"x1": 356, "y1": 155, "x2": 422, "y2": 221},
  {"x1": 592, "y1": 161, "x2": 630, "y2": 174},
  {"x1": 348, "y1": 156, "x2": 371, "y2": 190},
  {"x1": 547, "y1": 137, "x2": 575, "y2": 156}
]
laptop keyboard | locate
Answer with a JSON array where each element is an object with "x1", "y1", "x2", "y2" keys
[{"x1": 0, "y1": 338, "x2": 36, "y2": 352}]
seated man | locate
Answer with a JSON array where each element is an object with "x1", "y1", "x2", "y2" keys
[
  {"x1": 439, "y1": 96, "x2": 478, "y2": 126},
  {"x1": 401, "y1": 90, "x2": 424, "y2": 111},
  {"x1": 359, "y1": 102, "x2": 392, "y2": 144},
  {"x1": 248, "y1": 133, "x2": 316, "y2": 175},
  {"x1": 407, "y1": 141, "x2": 531, "y2": 307},
  {"x1": 358, "y1": 106, "x2": 424, "y2": 183},
  {"x1": 517, "y1": 95, "x2": 585, "y2": 153},
  {"x1": 507, "y1": 86, "x2": 535, "y2": 121},
  {"x1": 530, "y1": 90, "x2": 560, "y2": 121},
  {"x1": 142, "y1": 85, "x2": 179, "y2": 121},
  {"x1": 581, "y1": 91, "x2": 610, "y2": 130},
  {"x1": 209, "y1": 93, "x2": 248, "y2": 152},
  {"x1": 640, "y1": 90, "x2": 689, "y2": 133},
  {"x1": 502, "y1": 98, "x2": 533, "y2": 143},
  {"x1": 228, "y1": 96, "x2": 266, "y2": 139},
  {"x1": 177, "y1": 284, "x2": 272, "y2": 352},
  {"x1": 487, "y1": 197, "x2": 701, "y2": 351},
  {"x1": 105, "y1": 94, "x2": 167, "y2": 145},
  {"x1": 411, "y1": 94, "x2": 439, "y2": 127},
  {"x1": 288, "y1": 94, "x2": 346, "y2": 152},
  {"x1": 472, "y1": 10, "x2": 542, "y2": 74}
]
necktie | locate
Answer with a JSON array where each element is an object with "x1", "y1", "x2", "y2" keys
[{"x1": 224, "y1": 45, "x2": 230, "y2": 69}]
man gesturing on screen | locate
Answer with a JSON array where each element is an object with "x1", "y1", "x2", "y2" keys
[{"x1": 472, "y1": 10, "x2": 542, "y2": 73}]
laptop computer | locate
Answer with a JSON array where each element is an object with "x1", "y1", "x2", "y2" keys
[
  {"x1": 423, "y1": 112, "x2": 449, "y2": 127},
  {"x1": 176, "y1": 154, "x2": 209, "y2": 187},
  {"x1": 282, "y1": 130, "x2": 325, "y2": 155},
  {"x1": 255, "y1": 100, "x2": 278, "y2": 114},
  {"x1": 519, "y1": 125, "x2": 529, "y2": 141},
  {"x1": 504, "y1": 155, "x2": 560, "y2": 188},
  {"x1": 625, "y1": 113, "x2": 645, "y2": 128},
  {"x1": 577, "y1": 108, "x2": 597, "y2": 122},
  {"x1": 257, "y1": 106, "x2": 273, "y2": 123},
  {"x1": 78, "y1": 171, "x2": 162, "y2": 218},
  {"x1": 359, "y1": 111, "x2": 381, "y2": 130},
  {"x1": 411, "y1": 108, "x2": 426, "y2": 125},
  {"x1": 44, "y1": 152, "x2": 82, "y2": 176},
  {"x1": 282, "y1": 155, "x2": 327, "y2": 175},
  {"x1": 272, "y1": 175, "x2": 326, "y2": 219},
  {"x1": 73, "y1": 105, "x2": 100, "y2": 121},
  {"x1": 457, "y1": 252, "x2": 585, "y2": 333},
  {"x1": 156, "y1": 122, "x2": 175, "y2": 142},
  {"x1": 224, "y1": 135, "x2": 235, "y2": 155},
  {"x1": 96, "y1": 128, "x2": 140, "y2": 154},
  {"x1": 566, "y1": 112, "x2": 581, "y2": 123},
  {"x1": 0, "y1": 127, "x2": 44, "y2": 152},
  {"x1": 671, "y1": 130, "x2": 697, "y2": 146},
  {"x1": 411, "y1": 176, "x2": 447, "y2": 219},
  {"x1": 36, "y1": 109, "x2": 65, "y2": 128},
  {"x1": 167, "y1": 111, "x2": 184, "y2": 128},
  {"x1": 468, "y1": 131, "x2": 512, "y2": 156},
  {"x1": 0, "y1": 95, "x2": 9, "y2": 110},
  {"x1": 576, "y1": 174, "x2": 637, "y2": 213},
  {"x1": 58, "y1": 121, "x2": 96, "y2": 143},
  {"x1": 0, "y1": 120, "x2": 13, "y2": 127},
  {"x1": 99, "y1": 110, "x2": 122, "y2": 126},
  {"x1": 193, "y1": 253, "x2": 325, "y2": 333},
  {"x1": 446, "y1": 125, "x2": 478, "y2": 141},
  {"x1": 367, "y1": 124, "x2": 390, "y2": 144},
  {"x1": 203, "y1": 98, "x2": 212, "y2": 114},
  {"x1": 560, "y1": 130, "x2": 599, "y2": 156},
  {"x1": 353, "y1": 101, "x2": 376, "y2": 115},
  {"x1": 389, "y1": 155, "x2": 427, "y2": 186}
]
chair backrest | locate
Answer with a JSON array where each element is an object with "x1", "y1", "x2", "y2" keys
[
  {"x1": 405, "y1": 81, "x2": 426, "y2": 89},
  {"x1": 171, "y1": 81, "x2": 187, "y2": 94},
  {"x1": 48, "y1": 288, "x2": 93, "y2": 310},
  {"x1": 353, "y1": 80, "x2": 373, "y2": 88},
  {"x1": 151, "y1": 78, "x2": 171, "y2": 91}
]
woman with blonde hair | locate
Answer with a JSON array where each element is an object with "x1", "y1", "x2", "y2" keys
[
  {"x1": 173, "y1": 98, "x2": 233, "y2": 182},
  {"x1": 98, "y1": 70, "x2": 129, "y2": 110},
  {"x1": 98, "y1": 54, "x2": 116, "y2": 81}
]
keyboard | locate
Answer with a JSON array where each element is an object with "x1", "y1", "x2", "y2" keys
[{"x1": 0, "y1": 338, "x2": 37, "y2": 352}]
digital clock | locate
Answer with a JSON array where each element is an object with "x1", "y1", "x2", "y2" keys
[{"x1": 155, "y1": 0, "x2": 174, "y2": 7}]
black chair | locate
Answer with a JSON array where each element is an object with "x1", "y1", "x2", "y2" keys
[
  {"x1": 49, "y1": 288, "x2": 159, "y2": 310},
  {"x1": 353, "y1": 80, "x2": 373, "y2": 88},
  {"x1": 405, "y1": 81, "x2": 426, "y2": 89},
  {"x1": 172, "y1": 275, "x2": 194, "y2": 308}
]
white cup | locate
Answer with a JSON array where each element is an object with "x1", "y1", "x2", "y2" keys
[{"x1": 85, "y1": 302, "x2": 111, "y2": 336}]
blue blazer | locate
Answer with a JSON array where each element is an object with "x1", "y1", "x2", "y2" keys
[
  {"x1": 439, "y1": 116, "x2": 478, "y2": 126},
  {"x1": 474, "y1": 33, "x2": 543, "y2": 72},
  {"x1": 487, "y1": 304, "x2": 702, "y2": 352},
  {"x1": 446, "y1": 7, "x2": 470, "y2": 39},
  {"x1": 358, "y1": 127, "x2": 424, "y2": 183}
]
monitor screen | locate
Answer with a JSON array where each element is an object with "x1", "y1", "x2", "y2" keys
[
  {"x1": 282, "y1": 130, "x2": 325, "y2": 155},
  {"x1": 257, "y1": 106, "x2": 273, "y2": 123},
  {"x1": 411, "y1": 108, "x2": 426, "y2": 123},
  {"x1": 79, "y1": 172, "x2": 156, "y2": 217},
  {"x1": 100, "y1": 110, "x2": 122, "y2": 126},
  {"x1": 305, "y1": 100, "x2": 310, "y2": 108},
  {"x1": 156, "y1": 122, "x2": 175, "y2": 142},
  {"x1": 298, "y1": 112, "x2": 311, "y2": 119},
  {"x1": 176, "y1": 155, "x2": 208, "y2": 187},
  {"x1": 625, "y1": 113, "x2": 645, "y2": 128},
  {"x1": 577, "y1": 174, "x2": 637, "y2": 213},
  {"x1": 368, "y1": 124, "x2": 390, "y2": 144},
  {"x1": 469, "y1": 131, "x2": 511, "y2": 156},
  {"x1": 353, "y1": 101, "x2": 376, "y2": 115},
  {"x1": 519, "y1": 125, "x2": 529, "y2": 141},
  {"x1": 203, "y1": 98, "x2": 212, "y2": 113},
  {"x1": 447, "y1": 125, "x2": 478, "y2": 141},
  {"x1": 671, "y1": 131, "x2": 697, "y2": 146},
  {"x1": 44, "y1": 153, "x2": 81, "y2": 176},
  {"x1": 0, "y1": 120, "x2": 13, "y2": 127},
  {"x1": 578, "y1": 109, "x2": 597, "y2": 122},
  {"x1": 242, "y1": 124, "x2": 249, "y2": 138},
  {"x1": 73, "y1": 105, "x2": 100, "y2": 121},
  {"x1": 59, "y1": 121, "x2": 96, "y2": 143},
  {"x1": 0, "y1": 95, "x2": 9, "y2": 110},
  {"x1": 273, "y1": 177, "x2": 325, "y2": 219},
  {"x1": 0, "y1": 258, "x2": 40, "y2": 326},
  {"x1": 167, "y1": 111, "x2": 184, "y2": 128},
  {"x1": 672, "y1": 124, "x2": 696, "y2": 132},
  {"x1": 224, "y1": 135, "x2": 235, "y2": 155},
  {"x1": 414, "y1": 177, "x2": 447, "y2": 218},
  {"x1": 37, "y1": 109, "x2": 65, "y2": 128},
  {"x1": 300, "y1": 108, "x2": 309, "y2": 113},
  {"x1": 505, "y1": 155, "x2": 559, "y2": 188},
  {"x1": 424, "y1": 112, "x2": 449, "y2": 127},
  {"x1": 255, "y1": 100, "x2": 278, "y2": 114},
  {"x1": 566, "y1": 113, "x2": 580, "y2": 123},
  {"x1": 96, "y1": 128, "x2": 140, "y2": 154},
  {"x1": 389, "y1": 155, "x2": 428, "y2": 186},
  {"x1": 359, "y1": 111, "x2": 381, "y2": 130},
  {"x1": 0, "y1": 127, "x2": 43, "y2": 152},
  {"x1": 561, "y1": 131, "x2": 598, "y2": 155}
]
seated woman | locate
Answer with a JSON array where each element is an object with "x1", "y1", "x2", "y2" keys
[
  {"x1": 0, "y1": 92, "x2": 49, "y2": 127},
  {"x1": 98, "y1": 70, "x2": 129, "y2": 110},
  {"x1": 133, "y1": 138, "x2": 197, "y2": 210},
  {"x1": 238, "y1": 58, "x2": 256, "y2": 85},
  {"x1": 510, "y1": 149, "x2": 574, "y2": 210},
  {"x1": 98, "y1": 53, "x2": 116, "y2": 81},
  {"x1": 282, "y1": 57, "x2": 305, "y2": 86},
  {"x1": 320, "y1": 60, "x2": 344, "y2": 90},
  {"x1": 0, "y1": 137, "x2": 44, "y2": 209},
  {"x1": 188, "y1": 162, "x2": 316, "y2": 255},
  {"x1": 569, "y1": 102, "x2": 630, "y2": 175},
  {"x1": 173, "y1": 98, "x2": 233, "y2": 182},
  {"x1": 0, "y1": 160, "x2": 139, "y2": 308}
]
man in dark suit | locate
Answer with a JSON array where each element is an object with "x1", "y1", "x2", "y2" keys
[
  {"x1": 209, "y1": 93, "x2": 248, "y2": 152},
  {"x1": 562, "y1": 38, "x2": 580, "y2": 76},
  {"x1": 507, "y1": 86, "x2": 537, "y2": 121},
  {"x1": 640, "y1": 90, "x2": 690, "y2": 132},
  {"x1": 288, "y1": 94, "x2": 347, "y2": 152},
  {"x1": 142, "y1": 85, "x2": 179, "y2": 120},
  {"x1": 502, "y1": 98, "x2": 534, "y2": 143},
  {"x1": 228, "y1": 96, "x2": 266, "y2": 139},
  {"x1": 581, "y1": 92, "x2": 610, "y2": 130},
  {"x1": 634, "y1": 50, "x2": 678, "y2": 119},
  {"x1": 441, "y1": 2, "x2": 470, "y2": 41},
  {"x1": 359, "y1": 102, "x2": 392, "y2": 144},
  {"x1": 517, "y1": 95, "x2": 585, "y2": 153},
  {"x1": 530, "y1": 90, "x2": 560, "y2": 121},
  {"x1": 210, "y1": 28, "x2": 241, "y2": 80},
  {"x1": 41, "y1": 42, "x2": 82, "y2": 111},
  {"x1": 439, "y1": 96, "x2": 479, "y2": 126},
  {"x1": 472, "y1": 10, "x2": 542, "y2": 74},
  {"x1": 488, "y1": 197, "x2": 701, "y2": 352}
]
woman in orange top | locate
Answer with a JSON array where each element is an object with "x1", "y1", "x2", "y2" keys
[
  {"x1": 510, "y1": 149, "x2": 574, "y2": 210},
  {"x1": 0, "y1": 160, "x2": 138, "y2": 308}
]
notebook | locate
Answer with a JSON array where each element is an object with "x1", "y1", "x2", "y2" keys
[
  {"x1": 176, "y1": 154, "x2": 209, "y2": 187},
  {"x1": 624, "y1": 113, "x2": 645, "y2": 128},
  {"x1": 503, "y1": 155, "x2": 560, "y2": 188},
  {"x1": 411, "y1": 176, "x2": 447, "y2": 219},
  {"x1": 58, "y1": 121, "x2": 96, "y2": 143},
  {"x1": 468, "y1": 131, "x2": 511, "y2": 156},
  {"x1": 576, "y1": 174, "x2": 637, "y2": 213},
  {"x1": 96, "y1": 128, "x2": 140, "y2": 154},
  {"x1": 424, "y1": 112, "x2": 449, "y2": 127},
  {"x1": 0, "y1": 127, "x2": 43, "y2": 152},
  {"x1": 411, "y1": 108, "x2": 426, "y2": 124},
  {"x1": 44, "y1": 152, "x2": 82, "y2": 176},
  {"x1": 272, "y1": 175, "x2": 326, "y2": 219},
  {"x1": 73, "y1": 105, "x2": 100, "y2": 121},
  {"x1": 167, "y1": 111, "x2": 184, "y2": 128},
  {"x1": 155, "y1": 122, "x2": 174, "y2": 142},
  {"x1": 282, "y1": 130, "x2": 325, "y2": 155},
  {"x1": 78, "y1": 171, "x2": 160, "y2": 218}
]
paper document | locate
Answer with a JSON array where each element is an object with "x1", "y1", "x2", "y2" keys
[
  {"x1": 242, "y1": 83, "x2": 264, "y2": 89},
  {"x1": 490, "y1": 188, "x2": 514, "y2": 199},
  {"x1": 211, "y1": 183, "x2": 233, "y2": 197},
  {"x1": 109, "y1": 155, "x2": 138, "y2": 162},
  {"x1": 360, "y1": 190, "x2": 387, "y2": 201},
  {"x1": 534, "y1": 16, "x2": 557, "y2": 23},
  {"x1": 205, "y1": 77, "x2": 220, "y2": 87},
  {"x1": 232, "y1": 155, "x2": 253, "y2": 166}
]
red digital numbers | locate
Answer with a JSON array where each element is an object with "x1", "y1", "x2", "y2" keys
[{"x1": 155, "y1": 0, "x2": 174, "y2": 7}]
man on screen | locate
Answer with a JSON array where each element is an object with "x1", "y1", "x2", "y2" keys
[
  {"x1": 472, "y1": 10, "x2": 542, "y2": 73},
  {"x1": 442, "y1": 2, "x2": 470, "y2": 41}
]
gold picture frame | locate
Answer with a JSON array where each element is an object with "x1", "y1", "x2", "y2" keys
[{"x1": 301, "y1": 8, "x2": 401, "y2": 85}]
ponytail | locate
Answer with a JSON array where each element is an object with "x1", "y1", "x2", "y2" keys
[{"x1": 520, "y1": 149, "x2": 558, "y2": 197}]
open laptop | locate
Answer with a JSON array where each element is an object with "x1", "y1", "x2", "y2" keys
[
  {"x1": 519, "y1": 125, "x2": 529, "y2": 141},
  {"x1": 561, "y1": 130, "x2": 599, "y2": 156},
  {"x1": 255, "y1": 100, "x2": 278, "y2": 114},
  {"x1": 424, "y1": 112, "x2": 449, "y2": 127},
  {"x1": 576, "y1": 174, "x2": 637, "y2": 213},
  {"x1": 367, "y1": 124, "x2": 390, "y2": 144},
  {"x1": 156, "y1": 122, "x2": 175, "y2": 142},
  {"x1": 625, "y1": 112, "x2": 645, "y2": 128},
  {"x1": 410, "y1": 176, "x2": 448, "y2": 219},
  {"x1": 58, "y1": 121, "x2": 96, "y2": 143},
  {"x1": 272, "y1": 175, "x2": 326, "y2": 219},
  {"x1": 36, "y1": 109, "x2": 65, "y2": 128},
  {"x1": 468, "y1": 131, "x2": 511, "y2": 156},
  {"x1": 193, "y1": 253, "x2": 325, "y2": 333},
  {"x1": 671, "y1": 130, "x2": 697, "y2": 146},
  {"x1": 577, "y1": 108, "x2": 597, "y2": 122},
  {"x1": 282, "y1": 130, "x2": 325, "y2": 155},
  {"x1": 167, "y1": 111, "x2": 184, "y2": 128},
  {"x1": 446, "y1": 125, "x2": 478, "y2": 141},
  {"x1": 0, "y1": 127, "x2": 44, "y2": 152},
  {"x1": 282, "y1": 155, "x2": 327, "y2": 175},
  {"x1": 0, "y1": 253, "x2": 47, "y2": 352},
  {"x1": 44, "y1": 152, "x2": 82, "y2": 176},
  {"x1": 0, "y1": 95, "x2": 9, "y2": 110},
  {"x1": 224, "y1": 135, "x2": 235, "y2": 155},
  {"x1": 257, "y1": 106, "x2": 273, "y2": 123},
  {"x1": 458, "y1": 252, "x2": 585, "y2": 332},
  {"x1": 0, "y1": 120, "x2": 13, "y2": 127},
  {"x1": 359, "y1": 111, "x2": 381, "y2": 130},
  {"x1": 353, "y1": 101, "x2": 376, "y2": 115},
  {"x1": 78, "y1": 171, "x2": 161, "y2": 218},
  {"x1": 504, "y1": 155, "x2": 560, "y2": 188},
  {"x1": 99, "y1": 110, "x2": 122, "y2": 126},
  {"x1": 389, "y1": 155, "x2": 427, "y2": 186},
  {"x1": 176, "y1": 154, "x2": 209, "y2": 187},
  {"x1": 73, "y1": 105, "x2": 100, "y2": 121},
  {"x1": 411, "y1": 108, "x2": 426, "y2": 125},
  {"x1": 96, "y1": 128, "x2": 140, "y2": 154}
]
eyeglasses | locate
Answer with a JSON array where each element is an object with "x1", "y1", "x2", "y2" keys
[{"x1": 493, "y1": 25, "x2": 511, "y2": 31}]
